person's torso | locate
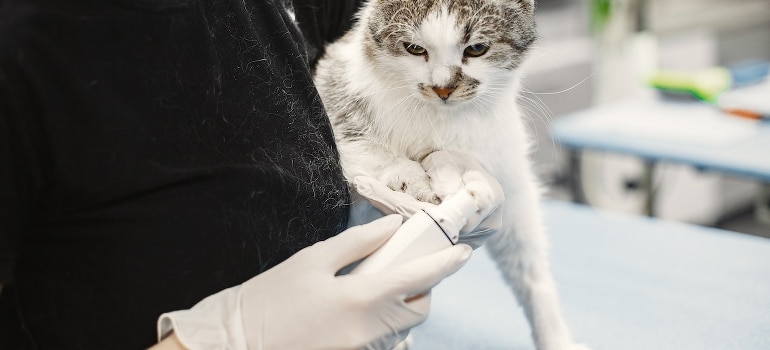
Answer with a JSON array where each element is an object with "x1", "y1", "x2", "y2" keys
[{"x1": 0, "y1": 1, "x2": 348, "y2": 348}]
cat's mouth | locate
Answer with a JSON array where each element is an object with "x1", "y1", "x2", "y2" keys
[{"x1": 417, "y1": 83, "x2": 475, "y2": 106}]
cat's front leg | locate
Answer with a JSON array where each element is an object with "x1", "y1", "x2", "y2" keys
[
  {"x1": 487, "y1": 173, "x2": 590, "y2": 350},
  {"x1": 378, "y1": 157, "x2": 441, "y2": 205},
  {"x1": 338, "y1": 141, "x2": 439, "y2": 205}
]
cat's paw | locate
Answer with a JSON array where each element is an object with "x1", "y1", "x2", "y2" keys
[
  {"x1": 421, "y1": 150, "x2": 504, "y2": 214},
  {"x1": 399, "y1": 178, "x2": 441, "y2": 205},
  {"x1": 462, "y1": 169, "x2": 504, "y2": 214},
  {"x1": 380, "y1": 160, "x2": 441, "y2": 205}
]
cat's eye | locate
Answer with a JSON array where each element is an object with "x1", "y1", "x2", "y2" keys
[
  {"x1": 464, "y1": 43, "x2": 489, "y2": 57},
  {"x1": 403, "y1": 42, "x2": 427, "y2": 56}
]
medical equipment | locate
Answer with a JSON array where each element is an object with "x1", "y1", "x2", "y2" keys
[
  {"x1": 647, "y1": 61, "x2": 770, "y2": 103},
  {"x1": 353, "y1": 189, "x2": 479, "y2": 274},
  {"x1": 350, "y1": 189, "x2": 478, "y2": 350},
  {"x1": 718, "y1": 79, "x2": 770, "y2": 120}
]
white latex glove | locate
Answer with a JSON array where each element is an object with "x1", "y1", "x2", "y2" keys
[
  {"x1": 352, "y1": 150, "x2": 504, "y2": 249},
  {"x1": 157, "y1": 215, "x2": 472, "y2": 350}
]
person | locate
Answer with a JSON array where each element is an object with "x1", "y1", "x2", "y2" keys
[{"x1": 0, "y1": 1, "x2": 495, "y2": 349}]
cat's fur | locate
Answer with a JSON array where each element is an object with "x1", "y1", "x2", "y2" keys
[{"x1": 314, "y1": 0, "x2": 588, "y2": 349}]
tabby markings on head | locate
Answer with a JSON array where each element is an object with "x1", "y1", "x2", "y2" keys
[
  {"x1": 365, "y1": 0, "x2": 536, "y2": 70},
  {"x1": 361, "y1": 0, "x2": 536, "y2": 105}
]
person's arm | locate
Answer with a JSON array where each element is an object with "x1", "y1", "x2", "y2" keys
[
  {"x1": 152, "y1": 215, "x2": 471, "y2": 350},
  {"x1": 148, "y1": 332, "x2": 185, "y2": 350},
  {"x1": 293, "y1": 0, "x2": 363, "y2": 67}
]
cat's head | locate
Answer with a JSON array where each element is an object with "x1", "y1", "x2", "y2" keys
[{"x1": 361, "y1": 0, "x2": 536, "y2": 108}]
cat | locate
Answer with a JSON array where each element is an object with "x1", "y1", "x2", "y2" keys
[{"x1": 313, "y1": 0, "x2": 589, "y2": 349}]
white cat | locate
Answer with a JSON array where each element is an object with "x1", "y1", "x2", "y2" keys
[{"x1": 314, "y1": 0, "x2": 588, "y2": 349}]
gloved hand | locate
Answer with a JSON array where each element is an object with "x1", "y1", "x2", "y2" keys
[
  {"x1": 353, "y1": 150, "x2": 504, "y2": 249},
  {"x1": 157, "y1": 215, "x2": 472, "y2": 350}
]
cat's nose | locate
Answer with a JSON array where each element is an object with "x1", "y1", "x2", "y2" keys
[{"x1": 432, "y1": 86, "x2": 456, "y2": 100}]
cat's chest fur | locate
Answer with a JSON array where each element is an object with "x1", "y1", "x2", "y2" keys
[{"x1": 369, "y1": 92, "x2": 526, "y2": 175}]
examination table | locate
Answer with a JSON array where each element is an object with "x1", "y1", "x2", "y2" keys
[{"x1": 412, "y1": 200, "x2": 770, "y2": 349}]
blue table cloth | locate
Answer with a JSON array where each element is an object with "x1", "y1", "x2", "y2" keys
[{"x1": 412, "y1": 201, "x2": 770, "y2": 349}]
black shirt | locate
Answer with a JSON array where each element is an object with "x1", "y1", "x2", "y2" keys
[{"x1": 0, "y1": 0, "x2": 349, "y2": 348}]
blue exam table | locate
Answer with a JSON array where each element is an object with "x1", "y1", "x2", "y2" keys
[{"x1": 412, "y1": 200, "x2": 770, "y2": 349}]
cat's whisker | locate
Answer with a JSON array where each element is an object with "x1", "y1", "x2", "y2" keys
[
  {"x1": 386, "y1": 92, "x2": 418, "y2": 116},
  {"x1": 518, "y1": 89, "x2": 564, "y2": 159},
  {"x1": 518, "y1": 98, "x2": 554, "y2": 143},
  {"x1": 417, "y1": 97, "x2": 444, "y2": 136},
  {"x1": 518, "y1": 102, "x2": 545, "y2": 124},
  {"x1": 360, "y1": 84, "x2": 413, "y2": 99},
  {"x1": 520, "y1": 73, "x2": 593, "y2": 96},
  {"x1": 479, "y1": 92, "x2": 504, "y2": 107},
  {"x1": 471, "y1": 100, "x2": 493, "y2": 121},
  {"x1": 516, "y1": 104, "x2": 547, "y2": 151},
  {"x1": 518, "y1": 93, "x2": 553, "y2": 123},
  {"x1": 472, "y1": 94, "x2": 497, "y2": 119},
  {"x1": 517, "y1": 100, "x2": 562, "y2": 159},
  {"x1": 520, "y1": 94, "x2": 561, "y2": 158},
  {"x1": 485, "y1": 83, "x2": 515, "y2": 88}
]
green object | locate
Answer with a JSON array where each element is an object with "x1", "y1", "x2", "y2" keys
[
  {"x1": 647, "y1": 67, "x2": 731, "y2": 103},
  {"x1": 590, "y1": 0, "x2": 613, "y2": 34}
]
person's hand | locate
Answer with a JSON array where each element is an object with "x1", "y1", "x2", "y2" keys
[
  {"x1": 157, "y1": 215, "x2": 472, "y2": 350},
  {"x1": 353, "y1": 150, "x2": 504, "y2": 249}
]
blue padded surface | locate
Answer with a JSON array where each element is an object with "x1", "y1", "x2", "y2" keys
[
  {"x1": 411, "y1": 201, "x2": 770, "y2": 349},
  {"x1": 551, "y1": 98, "x2": 770, "y2": 182}
]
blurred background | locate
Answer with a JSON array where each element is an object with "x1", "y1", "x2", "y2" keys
[{"x1": 524, "y1": 0, "x2": 770, "y2": 238}]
